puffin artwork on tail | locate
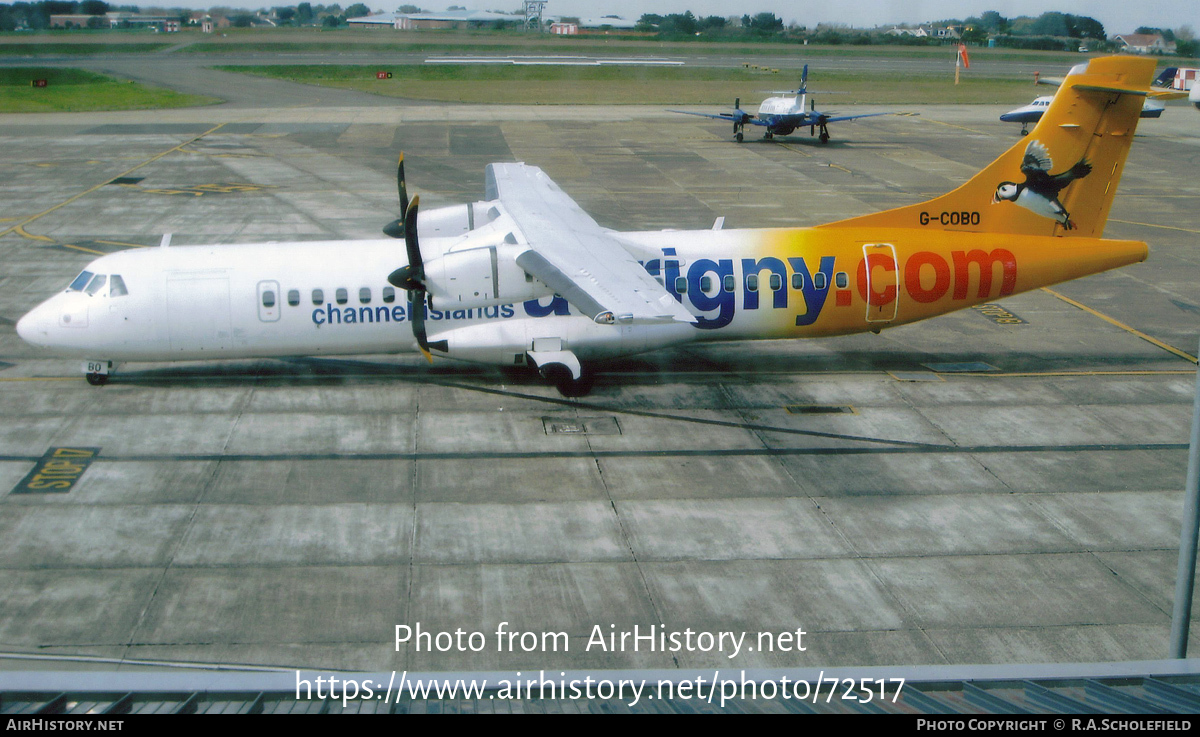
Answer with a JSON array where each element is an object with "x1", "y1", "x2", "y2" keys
[{"x1": 992, "y1": 140, "x2": 1092, "y2": 230}]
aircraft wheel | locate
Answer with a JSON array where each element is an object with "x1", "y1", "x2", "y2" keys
[
  {"x1": 85, "y1": 372, "x2": 108, "y2": 386},
  {"x1": 541, "y1": 363, "x2": 594, "y2": 398},
  {"x1": 819, "y1": 131, "x2": 830, "y2": 143},
  {"x1": 1020, "y1": 129, "x2": 1029, "y2": 137},
  {"x1": 735, "y1": 131, "x2": 743, "y2": 142}
]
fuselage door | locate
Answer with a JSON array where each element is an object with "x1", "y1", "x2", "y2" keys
[
  {"x1": 257, "y1": 280, "x2": 281, "y2": 322},
  {"x1": 167, "y1": 275, "x2": 232, "y2": 352},
  {"x1": 862, "y1": 243, "x2": 898, "y2": 323}
]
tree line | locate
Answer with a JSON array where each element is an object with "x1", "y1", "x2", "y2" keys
[
  {"x1": 632, "y1": 8, "x2": 1195, "y2": 57},
  {"x1": 0, "y1": 1, "x2": 374, "y2": 30}
]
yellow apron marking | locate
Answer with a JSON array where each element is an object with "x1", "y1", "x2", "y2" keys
[
  {"x1": 13, "y1": 226, "x2": 54, "y2": 243},
  {"x1": 94, "y1": 239, "x2": 149, "y2": 248},
  {"x1": 970, "y1": 370, "x2": 1196, "y2": 378},
  {"x1": 0, "y1": 123, "x2": 227, "y2": 241},
  {"x1": 921, "y1": 118, "x2": 989, "y2": 135},
  {"x1": 772, "y1": 142, "x2": 814, "y2": 158},
  {"x1": 1041, "y1": 286, "x2": 1198, "y2": 364},
  {"x1": 58, "y1": 243, "x2": 106, "y2": 256},
  {"x1": 1109, "y1": 218, "x2": 1200, "y2": 235}
]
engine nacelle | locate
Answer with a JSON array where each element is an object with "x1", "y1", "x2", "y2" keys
[
  {"x1": 417, "y1": 202, "x2": 500, "y2": 239},
  {"x1": 423, "y1": 314, "x2": 696, "y2": 366},
  {"x1": 425, "y1": 243, "x2": 551, "y2": 310}
]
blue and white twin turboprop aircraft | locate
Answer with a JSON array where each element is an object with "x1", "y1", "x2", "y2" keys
[
  {"x1": 1001, "y1": 94, "x2": 1164, "y2": 135},
  {"x1": 669, "y1": 65, "x2": 890, "y2": 143}
]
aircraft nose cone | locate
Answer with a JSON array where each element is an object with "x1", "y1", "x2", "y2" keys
[{"x1": 15, "y1": 309, "x2": 47, "y2": 346}]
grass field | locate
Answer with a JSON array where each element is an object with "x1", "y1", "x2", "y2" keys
[
  {"x1": 0, "y1": 68, "x2": 217, "y2": 112},
  {"x1": 0, "y1": 27, "x2": 1118, "y2": 65},
  {"x1": 215, "y1": 63, "x2": 1040, "y2": 105}
]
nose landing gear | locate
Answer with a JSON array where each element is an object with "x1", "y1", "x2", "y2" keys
[{"x1": 83, "y1": 360, "x2": 112, "y2": 386}]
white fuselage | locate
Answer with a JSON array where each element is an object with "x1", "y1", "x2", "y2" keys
[
  {"x1": 757, "y1": 93, "x2": 806, "y2": 119},
  {"x1": 15, "y1": 215, "x2": 791, "y2": 369},
  {"x1": 1003, "y1": 95, "x2": 1164, "y2": 122}
]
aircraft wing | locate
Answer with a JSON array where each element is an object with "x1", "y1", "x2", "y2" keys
[
  {"x1": 819, "y1": 111, "x2": 896, "y2": 124},
  {"x1": 485, "y1": 163, "x2": 696, "y2": 325},
  {"x1": 668, "y1": 109, "x2": 755, "y2": 124}
]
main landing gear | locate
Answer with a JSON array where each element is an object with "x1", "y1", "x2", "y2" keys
[
  {"x1": 539, "y1": 363, "x2": 595, "y2": 398},
  {"x1": 527, "y1": 347, "x2": 594, "y2": 397}
]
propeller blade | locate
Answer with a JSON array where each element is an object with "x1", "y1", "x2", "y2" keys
[
  {"x1": 389, "y1": 194, "x2": 443, "y2": 363},
  {"x1": 410, "y1": 290, "x2": 433, "y2": 363},
  {"x1": 403, "y1": 195, "x2": 422, "y2": 279},
  {"x1": 397, "y1": 152, "x2": 410, "y2": 216},
  {"x1": 383, "y1": 152, "x2": 411, "y2": 239},
  {"x1": 386, "y1": 265, "x2": 420, "y2": 290},
  {"x1": 383, "y1": 219, "x2": 404, "y2": 239}
]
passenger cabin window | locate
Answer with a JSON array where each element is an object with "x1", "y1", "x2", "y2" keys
[
  {"x1": 746, "y1": 274, "x2": 759, "y2": 292},
  {"x1": 699, "y1": 276, "x2": 712, "y2": 293},
  {"x1": 335, "y1": 288, "x2": 348, "y2": 305},
  {"x1": 382, "y1": 286, "x2": 395, "y2": 303},
  {"x1": 359, "y1": 287, "x2": 371, "y2": 304},
  {"x1": 68, "y1": 271, "x2": 94, "y2": 292},
  {"x1": 674, "y1": 276, "x2": 687, "y2": 294},
  {"x1": 312, "y1": 289, "x2": 324, "y2": 306},
  {"x1": 792, "y1": 273, "x2": 804, "y2": 289},
  {"x1": 262, "y1": 290, "x2": 276, "y2": 308},
  {"x1": 814, "y1": 273, "x2": 828, "y2": 290},
  {"x1": 109, "y1": 275, "x2": 128, "y2": 297},
  {"x1": 287, "y1": 289, "x2": 300, "y2": 306},
  {"x1": 769, "y1": 274, "x2": 782, "y2": 291},
  {"x1": 723, "y1": 275, "x2": 736, "y2": 292},
  {"x1": 84, "y1": 274, "x2": 107, "y2": 296},
  {"x1": 835, "y1": 272, "x2": 849, "y2": 289}
]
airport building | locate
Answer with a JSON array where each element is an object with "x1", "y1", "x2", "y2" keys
[{"x1": 49, "y1": 12, "x2": 180, "y2": 31}]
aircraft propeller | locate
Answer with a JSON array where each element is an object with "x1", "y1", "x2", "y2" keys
[
  {"x1": 386, "y1": 196, "x2": 447, "y2": 362},
  {"x1": 382, "y1": 153, "x2": 410, "y2": 239}
]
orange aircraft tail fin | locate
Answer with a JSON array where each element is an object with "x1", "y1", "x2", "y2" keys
[{"x1": 819, "y1": 56, "x2": 1157, "y2": 238}]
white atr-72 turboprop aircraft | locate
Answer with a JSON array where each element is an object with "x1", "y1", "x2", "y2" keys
[{"x1": 17, "y1": 57, "x2": 1161, "y2": 396}]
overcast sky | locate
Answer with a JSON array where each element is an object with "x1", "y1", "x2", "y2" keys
[{"x1": 304, "y1": 1, "x2": 1194, "y2": 36}]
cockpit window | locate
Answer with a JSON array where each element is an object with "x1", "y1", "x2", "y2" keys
[
  {"x1": 109, "y1": 275, "x2": 128, "y2": 297},
  {"x1": 68, "y1": 271, "x2": 94, "y2": 291},
  {"x1": 84, "y1": 274, "x2": 107, "y2": 296}
]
